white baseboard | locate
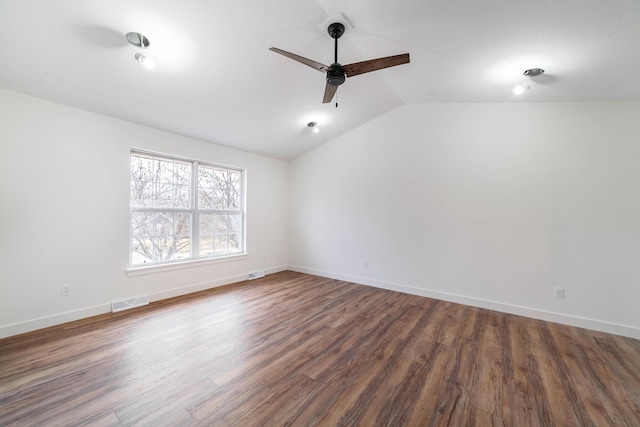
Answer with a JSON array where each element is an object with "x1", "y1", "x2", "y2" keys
[
  {"x1": 0, "y1": 304, "x2": 112, "y2": 340},
  {"x1": 0, "y1": 265, "x2": 289, "y2": 340},
  {"x1": 5, "y1": 264, "x2": 635, "y2": 340},
  {"x1": 288, "y1": 265, "x2": 640, "y2": 340},
  {"x1": 147, "y1": 264, "x2": 288, "y2": 302}
]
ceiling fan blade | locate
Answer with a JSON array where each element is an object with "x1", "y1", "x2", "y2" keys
[
  {"x1": 269, "y1": 47, "x2": 329, "y2": 73},
  {"x1": 344, "y1": 53, "x2": 410, "y2": 77},
  {"x1": 322, "y1": 83, "x2": 338, "y2": 104}
]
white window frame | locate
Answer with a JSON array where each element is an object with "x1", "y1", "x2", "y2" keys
[{"x1": 128, "y1": 150, "x2": 246, "y2": 273}]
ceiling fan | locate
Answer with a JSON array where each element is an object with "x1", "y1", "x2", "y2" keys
[{"x1": 269, "y1": 22, "x2": 410, "y2": 104}]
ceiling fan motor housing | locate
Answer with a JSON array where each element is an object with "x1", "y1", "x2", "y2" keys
[
  {"x1": 327, "y1": 64, "x2": 346, "y2": 86},
  {"x1": 327, "y1": 22, "x2": 345, "y2": 39},
  {"x1": 326, "y1": 23, "x2": 347, "y2": 86}
]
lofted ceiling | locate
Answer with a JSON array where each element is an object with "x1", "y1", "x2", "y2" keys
[{"x1": 1, "y1": 0, "x2": 639, "y2": 159}]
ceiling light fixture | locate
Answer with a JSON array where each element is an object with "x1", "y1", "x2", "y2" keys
[
  {"x1": 523, "y1": 68, "x2": 545, "y2": 77},
  {"x1": 307, "y1": 121, "x2": 320, "y2": 133},
  {"x1": 126, "y1": 32, "x2": 154, "y2": 69},
  {"x1": 513, "y1": 68, "x2": 544, "y2": 95}
]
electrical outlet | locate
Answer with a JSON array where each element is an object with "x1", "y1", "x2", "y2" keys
[
  {"x1": 61, "y1": 284, "x2": 71, "y2": 296},
  {"x1": 554, "y1": 287, "x2": 564, "y2": 299},
  {"x1": 363, "y1": 260, "x2": 368, "y2": 269}
]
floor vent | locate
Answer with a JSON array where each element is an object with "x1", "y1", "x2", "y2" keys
[
  {"x1": 112, "y1": 296, "x2": 149, "y2": 313},
  {"x1": 247, "y1": 270, "x2": 266, "y2": 280}
]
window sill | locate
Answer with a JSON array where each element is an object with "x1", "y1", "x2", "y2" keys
[{"x1": 126, "y1": 253, "x2": 248, "y2": 277}]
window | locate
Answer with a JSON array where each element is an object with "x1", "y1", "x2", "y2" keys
[{"x1": 129, "y1": 151, "x2": 244, "y2": 267}]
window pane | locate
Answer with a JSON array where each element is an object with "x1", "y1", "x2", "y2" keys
[
  {"x1": 174, "y1": 237, "x2": 191, "y2": 260},
  {"x1": 130, "y1": 211, "x2": 193, "y2": 265},
  {"x1": 175, "y1": 162, "x2": 191, "y2": 184},
  {"x1": 130, "y1": 155, "x2": 155, "y2": 207},
  {"x1": 229, "y1": 171, "x2": 242, "y2": 209},
  {"x1": 175, "y1": 185, "x2": 191, "y2": 209},
  {"x1": 199, "y1": 213, "x2": 214, "y2": 256},
  {"x1": 175, "y1": 212, "x2": 191, "y2": 237},
  {"x1": 166, "y1": 159, "x2": 191, "y2": 208},
  {"x1": 198, "y1": 188, "x2": 213, "y2": 209},
  {"x1": 215, "y1": 213, "x2": 229, "y2": 233},
  {"x1": 131, "y1": 212, "x2": 152, "y2": 237},
  {"x1": 214, "y1": 169, "x2": 228, "y2": 209},
  {"x1": 130, "y1": 180, "x2": 154, "y2": 207},
  {"x1": 151, "y1": 232, "x2": 189, "y2": 261},
  {"x1": 153, "y1": 236, "x2": 173, "y2": 261},
  {"x1": 229, "y1": 214, "x2": 241, "y2": 233},
  {"x1": 199, "y1": 165, "x2": 214, "y2": 188},
  {"x1": 200, "y1": 213, "x2": 214, "y2": 235},
  {"x1": 214, "y1": 234, "x2": 229, "y2": 254},
  {"x1": 154, "y1": 212, "x2": 173, "y2": 236},
  {"x1": 199, "y1": 214, "x2": 243, "y2": 255},
  {"x1": 197, "y1": 165, "x2": 242, "y2": 211},
  {"x1": 155, "y1": 184, "x2": 174, "y2": 208},
  {"x1": 131, "y1": 155, "x2": 155, "y2": 182},
  {"x1": 131, "y1": 238, "x2": 153, "y2": 265},
  {"x1": 130, "y1": 155, "x2": 192, "y2": 209},
  {"x1": 200, "y1": 236, "x2": 213, "y2": 256},
  {"x1": 158, "y1": 159, "x2": 174, "y2": 183},
  {"x1": 229, "y1": 233, "x2": 240, "y2": 252},
  {"x1": 198, "y1": 166, "x2": 214, "y2": 209},
  {"x1": 131, "y1": 212, "x2": 154, "y2": 265}
]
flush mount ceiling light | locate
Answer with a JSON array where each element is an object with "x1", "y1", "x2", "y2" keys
[
  {"x1": 514, "y1": 68, "x2": 544, "y2": 95},
  {"x1": 307, "y1": 121, "x2": 320, "y2": 133},
  {"x1": 126, "y1": 32, "x2": 154, "y2": 69},
  {"x1": 523, "y1": 68, "x2": 545, "y2": 77}
]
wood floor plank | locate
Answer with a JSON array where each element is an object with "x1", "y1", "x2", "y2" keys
[
  {"x1": 205, "y1": 374, "x2": 317, "y2": 426},
  {"x1": 505, "y1": 318, "x2": 555, "y2": 426},
  {"x1": 401, "y1": 348, "x2": 453, "y2": 426},
  {"x1": 1, "y1": 271, "x2": 639, "y2": 426}
]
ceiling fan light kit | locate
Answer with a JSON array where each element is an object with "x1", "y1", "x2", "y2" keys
[
  {"x1": 126, "y1": 32, "x2": 154, "y2": 69},
  {"x1": 269, "y1": 21, "x2": 410, "y2": 105},
  {"x1": 513, "y1": 82, "x2": 530, "y2": 95},
  {"x1": 523, "y1": 68, "x2": 544, "y2": 77},
  {"x1": 514, "y1": 68, "x2": 544, "y2": 95},
  {"x1": 307, "y1": 121, "x2": 320, "y2": 133}
]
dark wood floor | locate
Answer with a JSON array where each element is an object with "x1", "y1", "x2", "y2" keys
[{"x1": 1, "y1": 271, "x2": 639, "y2": 426}]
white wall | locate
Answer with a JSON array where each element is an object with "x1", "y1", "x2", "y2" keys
[
  {"x1": 289, "y1": 102, "x2": 640, "y2": 339},
  {"x1": 3, "y1": 91, "x2": 639, "y2": 340},
  {"x1": 0, "y1": 88, "x2": 288, "y2": 338}
]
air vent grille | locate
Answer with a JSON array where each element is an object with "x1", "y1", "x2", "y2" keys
[
  {"x1": 112, "y1": 296, "x2": 149, "y2": 313},
  {"x1": 247, "y1": 270, "x2": 266, "y2": 280}
]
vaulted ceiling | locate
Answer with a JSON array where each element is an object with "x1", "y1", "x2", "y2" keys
[{"x1": 1, "y1": 0, "x2": 638, "y2": 159}]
